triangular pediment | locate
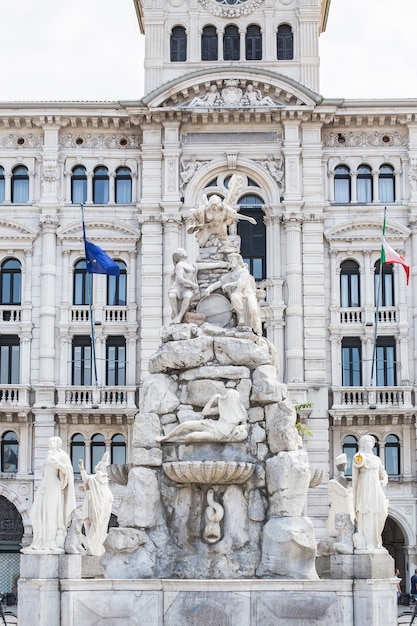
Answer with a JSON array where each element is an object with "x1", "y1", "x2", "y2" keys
[
  {"x1": 325, "y1": 218, "x2": 410, "y2": 248},
  {"x1": 0, "y1": 219, "x2": 38, "y2": 249},
  {"x1": 57, "y1": 219, "x2": 141, "y2": 248},
  {"x1": 143, "y1": 67, "x2": 322, "y2": 109}
]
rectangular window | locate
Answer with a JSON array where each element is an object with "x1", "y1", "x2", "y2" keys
[
  {"x1": 72, "y1": 337, "x2": 92, "y2": 386},
  {"x1": 342, "y1": 338, "x2": 362, "y2": 386},
  {"x1": 0, "y1": 336, "x2": 20, "y2": 384},
  {"x1": 376, "y1": 339, "x2": 396, "y2": 386},
  {"x1": 106, "y1": 337, "x2": 126, "y2": 386}
]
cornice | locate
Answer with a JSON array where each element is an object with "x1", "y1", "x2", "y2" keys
[{"x1": 324, "y1": 218, "x2": 410, "y2": 245}]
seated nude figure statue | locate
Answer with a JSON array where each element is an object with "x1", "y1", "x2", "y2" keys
[
  {"x1": 157, "y1": 388, "x2": 248, "y2": 443},
  {"x1": 169, "y1": 248, "x2": 228, "y2": 323},
  {"x1": 205, "y1": 253, "x2": 262, "y2": 335}
]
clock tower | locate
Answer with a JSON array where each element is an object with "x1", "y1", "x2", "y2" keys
[{"x1": 133, "y1": 0, "x2": 331, "y2": 95}]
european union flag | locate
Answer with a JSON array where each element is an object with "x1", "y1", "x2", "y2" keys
[{"x1": 84, "y1": 239, "x2": 120, "y2": 276}]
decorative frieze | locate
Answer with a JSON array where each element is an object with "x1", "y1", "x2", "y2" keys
[
  {"x1": 323, "y1": 130, "x2": 407, "y2": 148},
  {"x1": 58, "y1": 134, "x2": 140, "y2": 149},
  {"x1": 0, "y1": 133, "x2": 42, "y2": 149}
]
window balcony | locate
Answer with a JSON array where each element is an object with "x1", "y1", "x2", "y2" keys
[
  {"x1": 0, "y1": 384, "x2": 30, "y2": 407},
  {"x1": 56, "y1": 385, "x2": 137, "y2": 409},
  {"x1": 332, "y1": 386, "x2": 413, "y2": 409},
  {"x1": 338, "y1": 307, "x2": 362, "y2": 325},
  {"x1": 104, "y1": 306, "x2": 127, "y2": 323},
  {"x1": 0, "y1": 305, "x2": 21, "y2": 323},
  {"x1": 70, "y1": 305, "x2": 128, "y2": 324},
  {"x1": 71, "y1": 306, "x2": 90, "y2": 323}
]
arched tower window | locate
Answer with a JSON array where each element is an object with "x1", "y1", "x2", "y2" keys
[
  {"x1": 93, "y1": 166, "x2": 109, "y2": 204},
  {"x1": 334, "y1": 165, "x2": 351, "y2": 203},
  {"x1": 0, "y1": 259, "x2": 21, "y2": 305},
  {"x1": 379, "y1": 164, "x2": 395, "y2": 203},
  {"x1": 246, "y1": 24, "x2": 262, "y2": 60},
  {"x1": 224, "y1": 25, "x2": 240, "y2": 60},
  {"x1": 171, "y1": 26, "x2": 187, "y2": 62},
  {"x1": 277, "y1": 24, "x2": 293, "y2": 60},
  {"x1": 115, "y1": 167, "x2": 132, "y2": 204},
  {"x1": 357, "y1": 164, "x2": 373, "y2": 203},
  {"x1": 202, "y1": 26, "x2": 218, "y2": 61}
]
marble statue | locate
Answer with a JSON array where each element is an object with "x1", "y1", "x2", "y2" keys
[
  {"x1": 352, "y1": 435, "x2": 388, "y2": 552},
  {"x1": 64, "y1": 508, "x2": 87, "y2": 555},
  {"x1": 78, "y1": 452, "x2": 113, "y2": 556},
  {"x1": 187, "y1": 174, "x2": 255, "y2": 249},
  {"x1": 169, "y1": 248, "x2": 199, "y2": 324},
  {"x1": 326, "y1": 453, "x2": 355, "y2": 537},
  {"x1": 243, "y1": 84, "x2": 277, "y2": 107},
  {"x1": 101, "y1": 171, "x2": 319, "y2": 582},
  {"x1": 23, "y1": 436, "x2": 76, "y2": 554},
  {"x1": 205, "y1": 253, "x2": 262, "y2": 334},
  {"x1": 189, "y1": 84, "x2": 220, "y2": 107},
  {"x1": 168, "y1": 248, "x2": 229, "y2": 323},
  {"x1": 317, "y1": 454, "x2": 355, "y2": 556},
  {"x1": 157, "y1": 388, "x2": 248, "y2": 443}
]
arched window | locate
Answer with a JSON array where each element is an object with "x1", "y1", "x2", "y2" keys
[
  {"x1": 0, "y1": 259, "x2": 21, "y2": 305},
  {"x1": 379, "y1": 164, "x2": 395, "y2": 203},
  {"x1": 106, "y1": 337, "x2": 126, "y2": 386},
  {"x1": 340, "y1": 260, "x2": 360, "y2": 308},
  {"x1": 1, "y1": 431, "x2": 18, "y2": 473},
  {"x1": 343, "y1": 435, "x2": 358, "y2": 476},
  {"x1": 376, "y1": 337, "x2": 396, "y2": 386},
  {"x1": 93, "y1": 166, "x2": 109, "y2": 204},
  {"x1": 246, "y1": 24, "x2": 262, "y2": 60},
  {"x1": 0, "y1": 336, "x2": 20, "y2": 384},
  {"x1": 357, "y1": 164, "x2": 373, "y2": 203},
  {"x1": 91, "y1": 434, "x2": 105, "y2": 473},
  {"x1": 237, "y1": 195, "x2": 266, "y2": 280},
  {"x1": 70, "y1": 433, "x2": 85, "y2": 474},
  {"x1": 0, "y1": 167, "x2": 4, "y2": 203},
  {"x1": 107, "y1": 261, "x2": 127, "y2": 306},
  {"x1": 11, "y1": 166, "x2": 29, "y2": 203},
  {"x1": 334, "y1": 165, "x2": 351, "y2": 203},
  {"x1": 73, "y1": 260, "x2": 92, "y2": 306},
  {"x1": 170, "y1": 26, "x2": 187, "y2": 62},
  {"x1": 71, "y1": 165, "x2": 87, "y2": 204},
  {"x1": 342, "y1": 337, "x2": 362, "y2": 386},
  {"x1": 385, "y1": 434, "x2": 400, "y2": 475},
  {"x1": 72, "y1": 336, "x2": 92, "y2": 386},
  {"x1": 374, "y1": 260, "x2": 394, "y2": 307},
  {"x1": 202, "y1": 26, "x2": 218, "y2": 61},
  {"x1": 277, "y1": 24, "x2": 293, "y2": 60},
  {"x1": 115, "y1": 167, "x2": 132, "y2": 204},
  {"x1": 111, "y1": 434, "x2": 126, "y2": 465},
  {"x1": 224, "y1": 25, "x2": 240, "y2": 60}
]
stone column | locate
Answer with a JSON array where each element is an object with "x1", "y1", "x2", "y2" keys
[
  {"x1": 283, "y1": 215, "x2": 304, "y2": 383},
  {"x1": 36, "y1": 215, "x2": 58, "y2": 404}
]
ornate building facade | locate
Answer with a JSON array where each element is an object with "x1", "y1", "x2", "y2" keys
[{"x1": 0, "y1": 0, "x2": 416, "y2": 593}]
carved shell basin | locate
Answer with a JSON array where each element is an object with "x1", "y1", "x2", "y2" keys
[
  {"x1": 163, "y1": 461, "x2": 255, "y2": 484},
  {"x1": 107, "y1": 463, "x2": 133, "y2": 486}
]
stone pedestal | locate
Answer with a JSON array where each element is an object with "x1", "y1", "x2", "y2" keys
[
  {"x1": 19, "y1": 555, "x2": 61, "y2": 626},
  {"x1": 316, "y1": 551, "x2": 394, "y2": 580}
]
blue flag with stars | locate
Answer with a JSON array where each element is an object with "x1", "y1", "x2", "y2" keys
[{"x1": 82, "y1": 222, "x2": 120, "y2": 276}]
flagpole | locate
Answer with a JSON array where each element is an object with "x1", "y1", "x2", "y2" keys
[
  {"x1": 369, "y1": 206, "x2": 386, "y2": 387},
  {"x1": 81, "y1": 204, "x2": 99, "y2": 389}
]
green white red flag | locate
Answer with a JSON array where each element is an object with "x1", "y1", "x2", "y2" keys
[{"x1": 380, "y1": 214, "x2": 410, "y2": 285}]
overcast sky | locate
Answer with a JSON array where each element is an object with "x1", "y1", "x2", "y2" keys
[{"x1": 1, "y1": 0, "x2": 416, "y2": 102}]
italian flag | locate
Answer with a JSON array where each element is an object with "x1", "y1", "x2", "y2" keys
[{"x1": 380, "y1": 234, "x2": 410, "y2": 285}]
